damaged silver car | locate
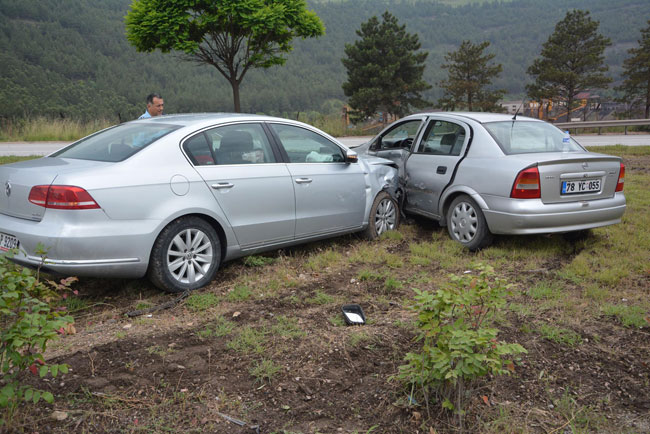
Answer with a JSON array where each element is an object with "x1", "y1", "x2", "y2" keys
[
  {"x1": 357, "y1": 112, "x2": 625, "y2": 250},
  {"x1": 0, "y1": 114, "x2": 399, "y2": 292}
]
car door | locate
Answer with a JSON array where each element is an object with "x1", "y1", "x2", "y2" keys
[
  {"x1": 367, "y1": 118, "x2": 426, "y2": 175},
  {"x1": 183, "y1": 122, "x2": 295, "y2": 249},
  {"x1": 404, "y1": 118, "x2": 470, "y2": 218},
  {"x1": 267, "y1": 122, "x2": 366, "y2": 239}
]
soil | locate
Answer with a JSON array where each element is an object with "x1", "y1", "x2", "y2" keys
[{"x1": 5, "y1": 158, "x2": 650, "y2": 434}]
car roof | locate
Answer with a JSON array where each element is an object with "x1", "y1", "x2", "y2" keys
[
  {"x1": 407, "y1": 111, "x2": 542, "y2": 124},
  {"x1": 131, "y1": 113, "x2": 299, "y2": 129}
]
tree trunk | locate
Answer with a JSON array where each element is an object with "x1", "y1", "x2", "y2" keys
[
  {"x1": 566, "y1": 96, "x2": 573, "y2": 122},
  {"x1": 645, "y1": 81, "x2": 650, "y2": 119},
  {"x1": 230, "y1": 80, "x2": 241, "y2": 113}
]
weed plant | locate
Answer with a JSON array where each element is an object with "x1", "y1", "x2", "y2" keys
[
  {"x1": 0, "y1": 251, "x2": 75, "y2": 426},
  {"x1": 396, "y1": 264, "x2": 526, "y2": 429},
  {"x1": 249, "y1": 359, "x2": 281, "y2": 384}
]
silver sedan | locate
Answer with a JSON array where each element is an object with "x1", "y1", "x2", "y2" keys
[
  {"x1": 0, "y1": 114, "x2": 399, "y2": 292},
  {"x1": 356, "y1": 112, "x2": 625, "y2": 250}
]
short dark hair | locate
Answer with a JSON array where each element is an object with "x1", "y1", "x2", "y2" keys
[{"x1": 146, "y1": 93, "x2": 162, "y2": 105}]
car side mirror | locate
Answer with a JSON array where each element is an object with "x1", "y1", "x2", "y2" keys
[{"x1": 346, "y1": 150, "x2": 358, "y2": 163}]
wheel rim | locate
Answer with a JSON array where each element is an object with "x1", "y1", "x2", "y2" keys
[
  {"x1": 450, "y1": 201, "x2": 478, "y2": 242},
  {"x1": 374, "y1": 198, "x2": 397, "y2": 236},
  {"x1": 166, "y1": 228, "x2": 214, "y2": 284}
]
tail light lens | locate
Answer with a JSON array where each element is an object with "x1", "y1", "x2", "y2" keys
[
  {"x1": 28, "y1": 185, "x2": 100, "y2": 210},
  {"x1": 615, "y1": 163, "x2": 625, "y2": 192},
  {"x1": 511, "y1": 167, "x2": 541, "y2": 199}
]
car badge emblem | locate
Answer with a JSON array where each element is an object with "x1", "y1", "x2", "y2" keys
[
  {"x1": 582, "y1": 162, "x2": 589, "y2": 170},
  {"x1": 4, "y1": 181, "x2": 10, "y2": 197}
]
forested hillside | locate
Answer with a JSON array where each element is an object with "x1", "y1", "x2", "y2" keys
[{"x1": 0, "y1": 0, "x2": 648, "y2": 121}]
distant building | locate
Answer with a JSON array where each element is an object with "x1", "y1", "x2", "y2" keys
[{"x1": 500, "y1": 100, "x2": 524, "y2": 115}]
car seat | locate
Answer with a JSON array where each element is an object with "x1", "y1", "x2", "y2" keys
[{"x1": 218, "y1": 130, "x2": 254, "y2": 164}]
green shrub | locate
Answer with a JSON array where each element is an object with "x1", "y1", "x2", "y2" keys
[
  {"x1": 396, "y1": 264, "x2": 526, "y2": 427},
  {"x1": 0, "y1": 251, "x2": 75, "y2": 423}
]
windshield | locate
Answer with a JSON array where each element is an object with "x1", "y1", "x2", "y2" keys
[
  {"x1": 51, "y1": 123, "x2": 181, "y2": 162},
  {"x1": 483, "y1": 121, "x2": 585, "y2": 155}
]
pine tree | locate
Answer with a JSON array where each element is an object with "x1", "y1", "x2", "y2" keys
[
  {"x1": 341, "y1": 11, "x2": 430, "y2": 123},
  {"x1": 616, "y1": 20, "x2": 650, "y2": 119},
  {"x1": 526, "y1": 10, "x2": 611, "y2": 121},
  {"x1": 438, "y1": 40, "x2": 504, "y2": 112}
]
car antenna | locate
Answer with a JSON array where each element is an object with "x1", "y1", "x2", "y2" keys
[{"x1": 512, "y1": 97, "x2": 526, "y2": 120}]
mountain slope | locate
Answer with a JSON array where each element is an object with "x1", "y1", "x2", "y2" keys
[{"x1": 0, "y1": 0, "x2": 648, "y2": 120}]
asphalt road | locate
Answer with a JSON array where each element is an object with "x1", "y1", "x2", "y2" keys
[{"x1": 0, "y1": 134, "x2": 649, "y2": 156}]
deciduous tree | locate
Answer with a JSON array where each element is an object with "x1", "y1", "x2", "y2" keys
[
  {"x1": 341, "y1": 11, "x2": 430, "y2": 123},
  {"x1": 526, "y1": 10, "x2": 611, "y2": 121},
  {"x1": 616, "y1": 20, "x2": 650, "y2": 119},
  {"x1": 438, "y1": 40, "x2": 504, "y2": 112},
  {"x1": 125, "y1": 0, "x2": 324, "y2": 112}
]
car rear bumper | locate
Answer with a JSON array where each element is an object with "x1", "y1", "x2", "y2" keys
[
  {"x1": 482, "y1": 192, "x2": 626, "y2": 235},
  {"x1": 0, "y1": 210, "x2": 158, "y2": 278}
]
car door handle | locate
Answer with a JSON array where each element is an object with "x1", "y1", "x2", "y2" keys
[
  {"x1": 295, "y1": 178, "x2": 312, "y2": 184},
  {"x1": 211, "y1": 182, "x2": 234, "y2": 189},
  {"x1": 436, "y1": 166, "x2": 447, "y2": 174}
]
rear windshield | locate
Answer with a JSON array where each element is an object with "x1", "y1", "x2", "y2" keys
[
  {"x1": 51, "y1": 123, "x2": 181, "y2": 162},
  {"x1": 483, "y1": 121, "x2": 585, "y2": 155}
]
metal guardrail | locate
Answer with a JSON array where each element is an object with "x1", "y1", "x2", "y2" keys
[{"x1": 554, "y1": 118, "x2": 650, "y2": 134}]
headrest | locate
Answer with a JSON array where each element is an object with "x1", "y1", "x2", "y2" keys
[{"x1": 219, "y1": 130, "x2": 254, "y2": 152}]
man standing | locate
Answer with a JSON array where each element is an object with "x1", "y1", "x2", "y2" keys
[{"x1": 139, "y1": 93, "x2": 164, "y2": 119}]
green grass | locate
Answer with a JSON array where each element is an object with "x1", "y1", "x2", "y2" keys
[
  {"x1": 249, "y1": 359, "x2": 282, "y2": 384},
  {"x1": 601, "y1": 303, "x2": 649, "y2": 328},
  {"x1": 185, "y1": 292, "x2": 220, "y2": 311},
  {"x1": 227, "y1": 326, "x2": 267, "y2": 354},
  {"x1": 306, "y1": 289, "x2": 335, "y2": 305},
  {"x1": 357, "y1": 269, "x2": 384, "y2": 281},
  {"x1": 538, "y1": 325, "x2": 582, "y2": 347},
  {"x1": 226, "y1": 284, "x2": 252, "y2": 302},
  {"x1": 529, "y1": 281, "x2": 563, "y2": 300},
  {"x1": 383, "y1": 276, "x2": 403, "y2": 293},
  {"x1": 0, "y1": 156, "x2": 40, "y2": 164},
  {"x1": 305, "y1": 248, "x2": 344, "y2": 271},
  {"x1": 243, "y1": 255, "x2": 275, "y2": 267},
  {"x1": 349, "y1": 244, "x2": 404, "y2": 268},
  {"x1": 553, "y1": 389, "x2": 606, "y2": 433},
  {"x1": 271, "y1": 315, "x2": 306, "y2": 339},
  {"x1": 197, "y1": 316, "x2": 236, "y2": 339},
  {"x1": 347, "y1": 331, "x2": 373, "y2": 348},
  {"x1": 586, "y1": 145, "x2": 650, "y2": 156},
  {"x1": 0, "y1": 117, "x2": 115, "y2": 141}
]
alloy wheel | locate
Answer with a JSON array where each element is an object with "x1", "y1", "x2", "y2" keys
[{"x1": 166, "y1": 228, "x2": 215, "y2": 284}]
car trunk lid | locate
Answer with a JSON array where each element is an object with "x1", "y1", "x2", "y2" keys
[
  {"x1": 0, "y1": 157, "x2": 106, "y2": 222},
  {"x1": 533, "y1": 153, "x2": 622, "y2": 204}
]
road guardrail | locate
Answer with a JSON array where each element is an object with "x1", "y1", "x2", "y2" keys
[{"x1": 554, "y1": 118, "x2": 650, "y2": 134}]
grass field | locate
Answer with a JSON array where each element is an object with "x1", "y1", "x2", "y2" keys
[{"x1": 2, "y1": 147, "x2": 649, "y2": 432}]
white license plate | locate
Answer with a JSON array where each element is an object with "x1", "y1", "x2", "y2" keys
[
  {"x1": 561, "y1": 179, "x2": 601, "y2": 195},
  {"x1": 0, "y1": 232, "x2": 19, "y2": 251}
]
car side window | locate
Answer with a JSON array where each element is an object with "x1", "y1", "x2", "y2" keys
[
  {"x1": 183, "y1": 133, "x2": 216, "y2": 166},
  {"x1": 417, "y1": 120, "x2": 466, "y2": 156},
  {"x1": 373, "y1": 119, "x2": 422, "y2": 151},
  {"x1": 199, "y1": 123, "x2": 276, "y2": 165},
  {"x1": 269, "y1": 123, "x2": 345, "y2": 163}
]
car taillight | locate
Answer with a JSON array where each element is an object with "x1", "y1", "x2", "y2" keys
[
  {"x1": 511, "y1": 167, "x2": 541, "y2": 199},
  {"x1": 615, "y1": 163, "x2": 625, "y2": 192},
  {"x1": 28, "y1": 185, "x2": 100, "y2": 210}
]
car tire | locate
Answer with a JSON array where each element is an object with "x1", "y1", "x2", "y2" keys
[
  {"x1": 148, "y1": 217, "x2": 221, "y2": 293},
  {"x1": 447, "y1": 195, "x2": 493, "y2": 251},
  {"x1": 363, "y1": 191, "x2": 399, "y2": 240}
]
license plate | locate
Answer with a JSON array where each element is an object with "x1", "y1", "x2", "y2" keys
[
  {"x1": 561, "y1": 179, "x2": 601, "y2": 195},
  {"x1": 0, "y1": 232, "x2": 19, "y2": 252}
]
